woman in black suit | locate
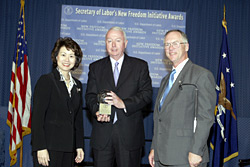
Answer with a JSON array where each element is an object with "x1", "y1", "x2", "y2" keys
[{"x1": 31, "y1": 37, "x2": 84, "y2": 167}]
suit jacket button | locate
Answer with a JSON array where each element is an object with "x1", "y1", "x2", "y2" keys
[
  {"x1": 159, "y1": 119, "x2": 161, "y2": 122},
  {"x1": 69, "y1": 111, "x2": 72, "y2": 114}
]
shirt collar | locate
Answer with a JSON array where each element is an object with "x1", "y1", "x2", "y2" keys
[
  {"x1": 172, "y1": 58, "x2": 189, "y2": 82},
  {"x1": 110, "y1": 55, "x2": 124, "y2": 71},
  {"x1": 173, "y1": 58, "x2": 189, "y2": 75},
  {"x1": 56, "y1": 67, "x2": 77, "y2": 85}
]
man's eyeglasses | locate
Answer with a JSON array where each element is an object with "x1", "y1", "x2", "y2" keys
[{"x1": 164, "y1": 41, "x2": 187, "y2": 49}]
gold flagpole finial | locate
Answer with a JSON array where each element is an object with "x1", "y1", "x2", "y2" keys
[
  {"x1": 21, "y1": 0, "x2": 25, "y2": 6},
  {"x1": 222, "y1": 4, "x2": 228, "y2": 34}
]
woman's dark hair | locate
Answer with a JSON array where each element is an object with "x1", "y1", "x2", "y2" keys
[{"x1": 51, "y1": 37, "x2": 83, "y2": 71}]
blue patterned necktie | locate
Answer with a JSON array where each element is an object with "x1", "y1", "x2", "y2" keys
[
  {"x1": 113, "y1": 62, "x2": 119, "y2": 123},
  {"x1": 159, "y1": 69, "x2": 176, "y2": 111}
]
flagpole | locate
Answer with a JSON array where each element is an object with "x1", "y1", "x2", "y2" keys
[
  {"x1": 210, "y1": 4, "x2": 238, "y2": 167},
  {"x1": 7, "y1": 0, "x2": 31, "y2": 165},
  {"x1": 19, "y1": 1, "x2": 25, "y2": 167},
  {"x1": 222, "y1": 5, "x2": 227, "y2": 34},
  {"x1": 11, "y1": 0, "x2": 22, "y2": 164}
]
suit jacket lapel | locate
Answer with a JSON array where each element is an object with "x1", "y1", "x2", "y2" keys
[
  {"x1": 70, "y1": 83, "x2": 77, "y2": 98},
  {"x1": 52, "y1": 69, "x2": 76, "y2": 119},
  {"x1": 160, "y1": 60, "x2": 193, "y2": 110},
  {"x1": 70, "y1": 78, "x2": 83, "y2": 99},
  {"x1": 103, "y1": 54, "x2": 133, "y2": 90},
  {"x1": 116, "y1": 54, "x2": 132, "y2": 89},
  {"x1": 103, "y1": 57, "x2": 116, "y2": 89},
  {"x1": 52, "y1": 69, "x2": 70, "y2": 99},
  {"x1": 155, "y1": 74, "x2": 170, "y2": 112}
]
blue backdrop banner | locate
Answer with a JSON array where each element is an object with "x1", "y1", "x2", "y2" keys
[{"x1": 60, "y1": 5, "x2": 186, "y2": 87}]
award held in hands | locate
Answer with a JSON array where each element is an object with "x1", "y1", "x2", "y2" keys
[{"x1": 97, "y1": 90, "x2": 111, "y2": 115}]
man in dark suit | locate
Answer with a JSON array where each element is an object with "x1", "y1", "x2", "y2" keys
[
  {"x1": 85, "y1": 26, "x2": 152, "y2": 167},
  {"x1": 148, "y1": 30, "x2": 216, "y2": 167}
]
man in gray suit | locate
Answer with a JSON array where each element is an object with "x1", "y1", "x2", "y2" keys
[{"x1": 148, "y1": 30, "x2": 216, "y2": 167}]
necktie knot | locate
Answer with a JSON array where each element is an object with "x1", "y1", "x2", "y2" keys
[{"x1": 169, "y1": 69, "x2": 176, "y2": 82}]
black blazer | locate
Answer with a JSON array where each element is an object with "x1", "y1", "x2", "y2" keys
[
  {"x1": 31, "y1": 69, "x2": 84, "y2": 152},
  {"x1": 85, "y1": 54, "x2": 152, "y2": 150}
]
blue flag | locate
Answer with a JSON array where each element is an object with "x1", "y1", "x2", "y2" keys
[{"x1": 210, "y1": 21, "x2": 238, "y2": 167}]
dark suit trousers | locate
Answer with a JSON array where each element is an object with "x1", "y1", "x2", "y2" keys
[
  {"x1": 33, "y1": 150, "x2": 74, "y2": 167},
  {"x1": 93, "y1": 123, "x2": 142, "y2": 167}
]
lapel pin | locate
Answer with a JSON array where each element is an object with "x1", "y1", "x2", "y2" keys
[{"x1": 76, "y1": 88, "x2": 81, "y2": 92}]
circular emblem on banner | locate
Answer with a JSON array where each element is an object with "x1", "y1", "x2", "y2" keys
[{"x1": 64, "y1": 6, "x2": 73, "y2": 15}]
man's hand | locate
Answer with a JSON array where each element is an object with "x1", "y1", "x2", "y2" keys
[
  {"x1": 188, "y1": 152, "x2": 202, "y2": 167},
  {"x1": 148, "y1": 149, "x2": 155, "y2": 167},
  {"x1": 105, "y1": 91, "x2": 125, "y2": 109},
  {"x1": 37, "y1": 149, "x2": 50, "y2": 166},
  {"x1": 75, "y1": 148, "x2": 84, "y2": 163},
  {"x1": 96, "y1": 111, "x2": 110, "y2": 122}
]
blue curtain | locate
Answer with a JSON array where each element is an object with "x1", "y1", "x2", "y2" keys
[{"x1": 1, "y1": 0, "x2": 250, "y2": 166}]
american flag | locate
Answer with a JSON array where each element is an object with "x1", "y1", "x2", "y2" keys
[
  {"x1": 210, "y1": 15, "x2": 238, "y2": 167},
  {"x1": 7, "y1": 0, "x2": 31, "y2": 166}
]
